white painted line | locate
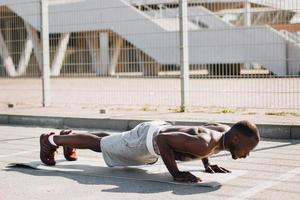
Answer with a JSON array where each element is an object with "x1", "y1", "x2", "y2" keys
[
  {"x1": 227, "y1": 167, "x2": 300, "y2": 200},
  {"x1": 0, "y1": 149, "x2": 39, "y2": 158}
]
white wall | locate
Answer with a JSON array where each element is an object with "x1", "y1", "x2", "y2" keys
[{"x1": 288, "y1": 42, "x2": 300, "y2": 75}]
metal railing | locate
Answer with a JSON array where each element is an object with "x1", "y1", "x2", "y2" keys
[{"x1": 0, "y1": 0, "x2": 299, "y2": 110}]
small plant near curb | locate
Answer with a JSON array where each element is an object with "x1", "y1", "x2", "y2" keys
[
  {"x1": 140, "y1": 105, "x2": 158, "y2": 111},
  {"x1": 221, "y1": 108, "x2": 236, "y2": 114},
  {"x1": 168, "y1": 106, "x2": 185, "y2": 113},
  {"x1": 179, "y1": 106, "x2": 188, "y2": 112},
  {"x1": 265, "y1": 111, "x2": 299, "y2": 116}
]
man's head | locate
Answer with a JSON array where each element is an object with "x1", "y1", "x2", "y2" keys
[{"x1": 226, "y1": 120, "x2": 260, "y2": 160}]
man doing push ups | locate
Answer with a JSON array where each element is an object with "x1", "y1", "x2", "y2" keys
[{"x1": 40, "y1": 120, "x2": 260, "y2": 183}]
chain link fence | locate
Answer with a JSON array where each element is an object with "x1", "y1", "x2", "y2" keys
[{"x1": 0, "y1": 0, "x2": 299, "y2": 110}]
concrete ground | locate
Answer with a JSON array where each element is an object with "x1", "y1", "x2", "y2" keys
[
  {"x1": 0, "y1": 77, "x2": 299, "y2": 109},
  {"x1": 1, "y1": 125, "x2": 300, "y2": 200}
]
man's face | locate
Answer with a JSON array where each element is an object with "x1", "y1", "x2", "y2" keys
[{"x1": 229, "y1": 134, "x2": 258, "y2": 160}]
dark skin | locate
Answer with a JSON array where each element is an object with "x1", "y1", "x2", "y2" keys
[
  {"x1": 52, "y1": 123, "x2": 259, "y2": 183},
  {"x1": 155, "y1": 123, "x2": 259, "y2": 183}
]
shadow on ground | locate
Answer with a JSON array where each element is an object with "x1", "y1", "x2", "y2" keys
[{"x1": 4, "y1": 164, "x2": 221, "y2": 195}]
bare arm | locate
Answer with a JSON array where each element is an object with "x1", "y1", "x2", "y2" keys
[
  {"x1": 202, "y1": 157, "x2": 210, "y2": 168},
  {"x1": 155, "y1": 132, "x2": 207, "y2": 182}
]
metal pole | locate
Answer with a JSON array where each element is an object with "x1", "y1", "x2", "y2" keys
[
  {"x1": 41, "y1": 0, "x2": 50, "y2": 106},
  {"x1": 285, "y1": 41, "x2": 289, "y2": 75},
  {"x1": 244, "y1": 0, "x2": 251, "y2": 69},
  {"x1": 179, "y1": 0, "x2": 189, "y2": 112},
  {"x1": 244, "y1": 0, "x2": 251, "y2": 27}
]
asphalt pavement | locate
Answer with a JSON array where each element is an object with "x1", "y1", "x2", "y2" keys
[{"x1": 1, "y1": 125, "x2": 300, "y2": 200}]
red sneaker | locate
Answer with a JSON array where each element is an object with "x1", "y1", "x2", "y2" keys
[
  {"x1": 60, "y1": 130, "x2": 78, "y2": 161},
  {"x1": 40, "y1": 132, "x2": 58, "y2": 166}
]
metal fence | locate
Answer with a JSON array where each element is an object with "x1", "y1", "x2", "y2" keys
[{"x1": 0, "y1": 0, "x2": 299, "y2": 110}]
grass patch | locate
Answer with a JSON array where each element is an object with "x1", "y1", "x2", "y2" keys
[
  {"x1": 221, "y1": 108, "x2": 236, "y2": 114},
  {"x1": 265, "y1": 111, "x2": 299, "y2": 116},
  {"x1": 140, "y1": 105, "x2": 158, "y2": 111},
  {"x1": 168, "y1": 106, "x2": 185, "y2": 113}
]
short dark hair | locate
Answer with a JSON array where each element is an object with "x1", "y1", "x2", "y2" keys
[{"x1": 231, "y1": 120, "x2": 260, "y2": 142}]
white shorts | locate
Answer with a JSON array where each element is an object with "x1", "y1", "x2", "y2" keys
[{"x1": 100, "y1": 121, "x2": 171, "y2": 167}]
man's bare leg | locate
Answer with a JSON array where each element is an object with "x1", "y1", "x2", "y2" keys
[
  {"x1": 53, "y1": 133, "x2": 104, "y2": 152},
  {"x1": 40, "y1": 130, "x2": 113, "y2": 165},
  {"x1": 90, "y1": 132, "x2": 111, "y2": 138}
]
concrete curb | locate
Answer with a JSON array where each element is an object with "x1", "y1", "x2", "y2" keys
[{"x1": 0, "y1": 114, "x2": 299, "y2": 139}]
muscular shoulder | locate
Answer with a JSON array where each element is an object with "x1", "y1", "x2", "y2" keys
[
  {"x1": 202, "y1": 123, "x2": 231, "y2": 133},
  {"x1": 161, "y1": 126, "x2": 198, "y2": 135},
  {"x1": 196, "y1": 127, "x2": 215, "y2": 144}
]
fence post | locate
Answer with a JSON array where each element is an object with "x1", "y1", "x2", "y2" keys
[
  {"x1": 244, "y1": 0, "x2": 251, "y2": 69},
  {"x1": 41, "y1": 0, "x2": 50, "y2": 106},
  {"x1": 244, "y1": 0, "x2": 251, "y2": 27},
  {"x1": 179, "y1": 0, "x2": 189, "y2": 112}
]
